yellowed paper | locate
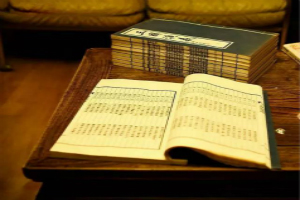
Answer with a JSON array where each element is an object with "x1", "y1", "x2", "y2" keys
[
  {"x1": 166, "y1": 74, "x2": 271, "y2": 168},
  {"x1": 51, "y1": 79, "x2": 182, "y2": 162}
]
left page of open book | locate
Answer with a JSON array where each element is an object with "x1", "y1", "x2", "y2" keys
[{"x1": 50, "y1": 79, "x2": 184, "y2": 164}]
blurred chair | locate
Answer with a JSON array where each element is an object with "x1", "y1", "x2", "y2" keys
[
  {"x1": 0, "y1": 0, "x2": 291, "y2": 69},
  {"x1": 0, "y1": 0, "x2": 146, "y2": 68}
]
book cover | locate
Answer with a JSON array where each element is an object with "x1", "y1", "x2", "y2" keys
[{"x1": 113, "y1": 18, "x2": 278, "y2": 57}]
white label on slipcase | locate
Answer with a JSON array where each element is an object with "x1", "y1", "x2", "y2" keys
[{"x1": 121, "y1": 28, "x2": 233, "y2": 49}]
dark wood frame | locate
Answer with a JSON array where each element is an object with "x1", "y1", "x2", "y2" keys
[{"x1": 280, "y1": 0, "x2": 292, "y2": 48}]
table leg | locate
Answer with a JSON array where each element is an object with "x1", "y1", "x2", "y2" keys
[{"x1": 0, "y1": 30, "x2": 12, "y2": 72}]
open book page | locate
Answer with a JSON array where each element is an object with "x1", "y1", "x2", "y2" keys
[
  {"x1": 50, "y1": 79, "x2": 184, "y2": 163},
  {"x1": 166, "y1": 74, "x2": 271, "y2": 168}
]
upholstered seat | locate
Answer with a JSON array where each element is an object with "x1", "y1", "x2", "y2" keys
[
  {"x1": 9, "y1": 0, "x2": 144, "y2": 15},
  {"x1": 147, "y1": 0, "x2": 287, "y2": 28},
  {"x1": 0, "y1": 11, "x2": 144, "y2": 30},
  {"x1": 148, "y1": 11, "x2": 285, "y2": 28},
  {"x1": 0, "y1": 0, "x2": 145, "y2": 29}
]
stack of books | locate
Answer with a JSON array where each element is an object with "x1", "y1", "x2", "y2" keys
[{"x1": 111, "y1": 19, "x2": 279, "y2": 83}]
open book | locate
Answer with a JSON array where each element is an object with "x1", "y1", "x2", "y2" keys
[{"x1": 50, "y1": 74, "x2": 280, "y2": 169}]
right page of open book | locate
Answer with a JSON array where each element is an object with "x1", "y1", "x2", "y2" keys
[{"x1": 166, "y1": 74, "x2": 271, "y2": 168}]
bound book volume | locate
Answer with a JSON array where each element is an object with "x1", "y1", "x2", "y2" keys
[
  {"x1": 50, "y1": 74, "x2": 281, "y2": 169},
  {"x1": 282, "y1": 42, "x2": 300, "y2": 65},
  {"x1": 111, "y1": 19, "x2": 278, "y2": 83}
]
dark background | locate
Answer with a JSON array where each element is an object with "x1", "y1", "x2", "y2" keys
[{"x1": 286, "y1": 0, "x2": 299, "y2": 43}]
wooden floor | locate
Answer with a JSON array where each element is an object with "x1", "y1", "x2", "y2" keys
[{"x1": 0, "y1": 57, "x2": 79, "y2": 200}]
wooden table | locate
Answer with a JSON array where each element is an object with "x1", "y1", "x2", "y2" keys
[{"x1": 24, "y1": 48, "x2": 300, "y2": 199}]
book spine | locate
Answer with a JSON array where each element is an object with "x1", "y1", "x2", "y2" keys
[
  {"x1": 189, "y1": 47, "x2": 208, "y2": 74},
  {"x1": 112, "y1": 35, "x2": 278, "y2": 82},
  {"x1": 234, "y1": 54, "x2": 239, "y2": 81},
  {"x1": 148, "y1": 40, "x2": 161, "y2": 73},
  {"x1": 111, "y1": 39, "x2": 252, "y2": 67},
  {"x1": 112, "y1": 39, "x2": 248, "y2": 80},
  {"x1": 165, "y1": 43, "x2": 184, "y2": 77},
  {"x1": 129, "y1": 37, "x2": 133, "y2": 69}
]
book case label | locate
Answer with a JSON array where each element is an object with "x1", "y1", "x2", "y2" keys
[{"x1": 121, "y1": 28, "x2": 233, "y2": 49}]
